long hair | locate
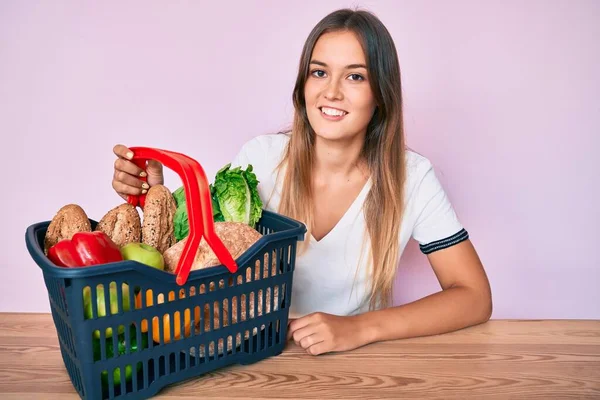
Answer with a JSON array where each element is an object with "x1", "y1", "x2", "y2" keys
[{"x1": 277, "y1": 8, "x2": 406, "y2": 310}]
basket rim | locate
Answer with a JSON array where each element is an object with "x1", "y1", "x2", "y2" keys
[{"x1": 26, "y1": 209, "x2": 306, "y2": 284}]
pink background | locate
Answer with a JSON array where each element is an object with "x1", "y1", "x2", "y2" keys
[{"x1": 1, "y1": 1, "x2": 598, "y2": 318}]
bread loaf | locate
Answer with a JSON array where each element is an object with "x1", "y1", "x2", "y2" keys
[
  {"x1": 163, "y1": 221, "x2": 280, "y2": 357},
  {"x1": 44, "y1": 204, "x2": 92, "y2": 254},
  {"x1": 95, "y1": 203, "x2": 141, "y2": 247},
  {"x1": 162, "y1": 221, "x2": 263, "y2": 272},
  {"x1": 141, "y1": 185, "x2": 177, "y2": 253}
]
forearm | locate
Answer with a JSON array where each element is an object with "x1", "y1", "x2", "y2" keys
[{"x1": 358, "y1": 285, "x2": 492, "y2": 344}]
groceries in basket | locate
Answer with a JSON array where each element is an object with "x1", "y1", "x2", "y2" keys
[
  {"x1": 42, "y1": 163, "x2": 267, "y2": 381},
  {"x1": 26, "y1": 147, "x2": 305, "y2": 399}
]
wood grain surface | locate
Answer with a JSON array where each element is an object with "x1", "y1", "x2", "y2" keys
[{"x1": 0, "y1": 313, "x2": 599, "y2": 399}]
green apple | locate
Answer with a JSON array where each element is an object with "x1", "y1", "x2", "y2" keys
[
  {"x1": 120, "y1": 242, "x2": 164, "y2": 270},
  {"x1": 83, "y1": 282, "x2": 131, "y2": 338}
]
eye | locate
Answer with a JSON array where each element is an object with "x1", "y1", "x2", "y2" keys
[
  {"x1": 348, "y1": 73, "x2": 365, "y2": 81},
  {"x1": 310, "y1": 69, "x2": 327, "y2": 78}
]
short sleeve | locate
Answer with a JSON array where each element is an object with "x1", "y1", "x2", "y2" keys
[
  {"x1": 411, "y1": 162, "x2": 469, "y2": 254},
  {"x1": 229, "y1": 134, "x2": 283, "y2": 169}
]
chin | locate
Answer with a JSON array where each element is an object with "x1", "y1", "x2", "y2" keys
[
  {"x1": 312, "y1": 124, "x2": 365, "y2": 144},
  {"x1": 308, "y1": 120, "x2": 351, "y2": 142},
  {"x1": 313, "y1": 128, "x2": 348, "y2": 141}
]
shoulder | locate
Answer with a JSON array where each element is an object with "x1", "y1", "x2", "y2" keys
[
  {"x1": 230, "y1": 133, "x2": 291, "y2": 197},
  {"x1": 231, "y1": 132, "x2": 290, "y2": 169},
  {"x1": 403, "y1": 149, "x2": 455, "y2": 223},
  {"x1": 239, "y1": 132, "x2": 290, "y2": 158},
  {"x1": 404, "y1": 149, "x2": 437, "y2": 191}
]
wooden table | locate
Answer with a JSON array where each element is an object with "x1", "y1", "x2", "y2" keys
[{"x1": 1, "y1": 313, "x2": 599, "y2": 399}]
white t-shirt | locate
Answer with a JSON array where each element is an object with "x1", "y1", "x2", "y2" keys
[{"x1": 231, "y1": 133, "x2": 468, "y2": 318}]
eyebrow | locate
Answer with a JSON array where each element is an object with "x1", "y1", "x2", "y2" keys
[{"x1": 310, "y1": 59, "x2": 367, "y2": 70}]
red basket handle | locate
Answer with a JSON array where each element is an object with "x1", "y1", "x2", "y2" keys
[{"x1": 126, "y1": 147, "x2": 238, "y2": 285}]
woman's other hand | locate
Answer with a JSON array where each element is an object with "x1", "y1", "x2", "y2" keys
[{"x1": 287, "y1": 312, "x2": 372, "y2": 356}]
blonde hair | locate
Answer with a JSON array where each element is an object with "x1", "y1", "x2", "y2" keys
[{"x1": 276, "y1": 9, "x2": 406, "y2": 310}]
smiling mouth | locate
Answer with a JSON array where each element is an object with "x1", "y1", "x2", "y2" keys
[{"x1": 320, "y1": 106, "x2": 348, "y2": 117}]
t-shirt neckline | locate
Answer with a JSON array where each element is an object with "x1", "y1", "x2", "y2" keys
[{"x1": 310, "y1": 177, "x2": 372, "y2": 244}]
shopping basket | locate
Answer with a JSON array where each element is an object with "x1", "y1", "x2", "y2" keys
[{"x1": 24, "y1": 147, "x2": 306, "y2": 399}]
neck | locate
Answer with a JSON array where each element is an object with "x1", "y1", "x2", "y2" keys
[{"x1": 313, "y1": 133, "x2": 368, "y2": 178}]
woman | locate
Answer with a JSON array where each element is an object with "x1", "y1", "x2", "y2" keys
[{"x1": 111, "y1": 8, "x2": 492, "y2": 356}]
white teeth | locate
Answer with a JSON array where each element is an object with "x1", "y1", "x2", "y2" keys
[{"x1": 321, "y1": 107, "x2": 346, "y2": 116}]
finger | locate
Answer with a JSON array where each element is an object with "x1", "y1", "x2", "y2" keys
[
  {"x1": 113, "y1": 171, "x2": 148, "y2": 192},
  {"x1": 306, "y1": 341, "x2": 329, "y2": 356},
  {"x1": 113, "y1": 144, "x2": 134, "y2": 160},
  {"x1": 286, "y1": 319, "x2": 295, "y2": 341},
  {"x1": 112, "y1": 179, "x2": 145, "y2": 197},
  {"x1": 112, "y1": 170, "x2": 148, "y2": 192},
  {"x1": 114, "y1": 158, "x2": 147, "y2": 178},
  {"x1": 291, "y1": 323, "x2": 318, "y2": 346},
  {"x1": 299, "y1": 332, "x2": 324, "y2": 350},
  {"x1": 145, "y1": 160, "x2": 164, "y2": 186},
  {"x1": 147, "y1": 159, "x2": 163, "y2": 174},
  {"x1": 287, "y1": 316, "x2": 311, "y2": 340}
]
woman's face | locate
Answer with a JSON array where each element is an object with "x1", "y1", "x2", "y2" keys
[{"x1": 304, "y1": 30, "x2": 377, "y2": 143}]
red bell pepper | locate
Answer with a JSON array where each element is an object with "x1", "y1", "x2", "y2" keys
[{"x1": 47, "y1": 231, "x2": 123, "y2": 268}]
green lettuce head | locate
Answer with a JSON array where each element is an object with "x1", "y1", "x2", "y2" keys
[
  {"x1": 172, "y1": 186, "x2": 189, "y2": 241},
  {"x1": 172, "y1": 163, "x2": 262, "y2": 241}
]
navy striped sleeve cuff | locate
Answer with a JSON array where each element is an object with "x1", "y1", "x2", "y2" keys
[{"x1": 419, "y1": 229, "x2": 469, "y2": 254}]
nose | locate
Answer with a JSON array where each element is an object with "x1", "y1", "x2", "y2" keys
[{"x1": 323, "y1": 79, "x2": 343, "y2": 101}]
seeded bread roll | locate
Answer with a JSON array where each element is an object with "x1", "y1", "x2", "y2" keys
[
  {"x1": 44, "y1": 204, "x2": 92, "y2": 254},
  {"x1": 95, "y1": 203, "x2": 141, "y2": 248},
  {"x1": 141, "y1": 184, "x2": 176, "y2": 253}
]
